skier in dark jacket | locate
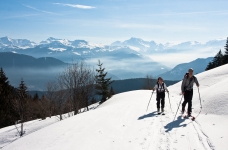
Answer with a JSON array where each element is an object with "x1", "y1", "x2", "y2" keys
[
  {"x1": 181, "y1": 68, "x2": 199, "y2": 116},
  {"x1": 153, "y1": 77, "x2": 169, "y2": 114}
]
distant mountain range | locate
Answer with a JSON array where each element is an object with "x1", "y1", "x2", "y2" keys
[
  {"x1": 1, "y1": 36, "x2": 226, "y2": 54},
  {"x1": 0, "y1": 52, "x2": 67, "y2": 68},
  {"x1": 0, "y1": 37, "x2": 37, "y2": 49},
  {"x1": 0, "y1": 37, "x2": 174, "y2": 78},
  {"x1": 0, "y1": 52, "x2": 67, "y2": 90},
  {"x1": 111, "y1": 37, "x2": 226, "y2": 54},
  {"x1": 0, "y1": 52, "x2": 214, "y2": 90},
  {"x1": 0, "y1": 53, "x2": 119, "y2": 90},
  {"x1": 158, "y1": 57, "x2": 213, "y2": 80},
  {"x1": 0, "y1": 36, "x2": 225, "y2": 80}
]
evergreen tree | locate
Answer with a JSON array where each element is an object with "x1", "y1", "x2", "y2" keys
[
  {"x1": 90, "y1": 97, "x2": 97, "y2": 105},
  {"x1": 95, "y1": 60, "x2": 113, "y2": 103},
  {"x1": 213, "y1": 49, "x2": 223, "y2": 67},
  {"x1": 15, "y1": 79, "x2": 29, "y2": 136},
  {"x1": 40, "y1": 95, "x2": 47, "y2": 120},
  {"x1": 205, "y1": 50, "x2": 223, "y2": 71},
  {"x1": 0, "y1": 68, "x2": 17, "y2": 128},
  {"x1": 205, "y1": 62, "x2": 214, "y2": 71},
  {"x1": 224, "y1": 37, "x2": 228, "y2": 64},
  {"x1": 108, "y1": 86, "x2": 115, "y2": 98},
  {"x1": 33, "y1": 92, "x2": 39, "y2": 101}
]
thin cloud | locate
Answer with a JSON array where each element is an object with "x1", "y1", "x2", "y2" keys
[
  {"x1": 114, "y1": 23, "x2": 204, "y2": 31},
  {"x1": 152, "y1": 10, "x2": 228, "y2": 16},
  {"x1": 23, "y1": 4, "x2": 59, "y2": 15},
  {"x1": 0, "y1": 14, "x2": 39, "y2": 20},
  {"x1": 54, "y1": 3, "x2": 96, "y2": 9},
  {"x1": 116, "y1": 23, "x2": 162, "y2": 29},
  {"x1": 163, "y1": 11, "x2": 227, "y2": 15}
]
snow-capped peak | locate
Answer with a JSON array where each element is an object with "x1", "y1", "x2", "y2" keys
[
  {"x1": 0, "y1": 36, "x2": 13, "y2": 44},
  {"x1": 0, "y1": 36, "x2": 37, "y2": 49},
  {"x1": 190, "y1": 41, "x2": 201, "y2": 45},
  {"x1": 39, "y1": 37, "x2": 100, "y2": 49},
  {"x1": 39, "y1": 37, "x2": 73, "y2": 48}
]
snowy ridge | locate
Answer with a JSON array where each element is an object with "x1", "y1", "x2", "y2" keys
[
  {"x1": 111, "y1": 37, "x2": 226, "y2": 53},
  {"x1": 48, "y1": 47, "x2": 66, "y2": 52},
  {"x1": 0, "y1": 37, "x2": 37, "y2": 49},
  {"x1": 0, "y1": 36, "x2": 226, "y2": 54},
  {"x1": 39, "y1": 37, "x2": 104, "y2": 50}
]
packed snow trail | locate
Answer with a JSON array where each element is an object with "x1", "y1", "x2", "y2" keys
[{"x1": 2, "y1": 90, "x2": 213, "y2": 150}]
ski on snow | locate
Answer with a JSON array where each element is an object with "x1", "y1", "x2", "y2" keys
[
  {"x1": 180, "y1": 110, "x2": 195, "y2": 121},
  {"x1": 157, "y1": 112, "x2": 165, "y2": 115},
  {"x1": 182, "y1": 114, "x2": 195, "y2": 121}
]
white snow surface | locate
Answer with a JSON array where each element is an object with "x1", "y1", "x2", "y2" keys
[
  {"x1": 73, "y1": 52, "x2": 81, "y2": 55},
  {"x1": 48, "y1": 47, "x2": 66, "y2": 52},
  {"x1": 128, "y1": 46, "x2": 141, "y2": 52},
  {"x1": 1, "y1": 64, "x2": 228, "y2": 150}
]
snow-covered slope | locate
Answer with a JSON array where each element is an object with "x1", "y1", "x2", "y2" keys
[
  {"x1": 168, "y1": 64, "x2": 228, "y2": 150},
  {"x1": 169, "y1": 64, "x2": 228, "y2": 115},
  {"x1": 1, "y1": 65, "x2": 228, "y2": 150}
]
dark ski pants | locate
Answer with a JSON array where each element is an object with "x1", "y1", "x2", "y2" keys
[
  {"x1": 156, "y1": 92, "x2": 165, "y2": 109},
  {"x1": 182, "y1": 90, "x2": 193, "y2": 114}
]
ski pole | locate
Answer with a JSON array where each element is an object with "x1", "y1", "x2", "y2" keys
[
  {"x1": 173, "y1": 95, "x2": 183, "y2": 122},
  {"x1": 168, "y1": 92, "x2": 172, "y2": 113},
  {"x1": 197, "y1": 87, "x2": 202, "y2": 108},
  {"x1": 146, "y1": 91, "x2": 154, "y2": 112},
  {"x1": 195, "y1": 87, "x2": 203, "y2": 120}
]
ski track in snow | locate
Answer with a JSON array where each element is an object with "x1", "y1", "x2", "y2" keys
[
  {"x1": 143, "y1": 93, "x2": 215, "y2": 150},
  {"x1": 1, "y1": 91, "x2": 216, "y2": 150}
]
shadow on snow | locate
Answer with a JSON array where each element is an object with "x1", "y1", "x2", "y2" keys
[
  {"x1": 164, "y1": 116, "x2": 187, "y2": 132},
  {"x1": 138, "y1": 111, "x2": 157, "y2": 120}
]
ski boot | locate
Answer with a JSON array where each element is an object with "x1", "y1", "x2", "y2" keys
[
  {"x1": 157, "y1": 108, "x2": 161, "y2": 114},
  {"x1": 161, "y1": 108, "x2": 165, "y2": 115}
]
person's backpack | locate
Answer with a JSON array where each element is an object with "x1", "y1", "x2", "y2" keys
[
  {"x1": 184, "y1": 72, "x2": 196, "y2": 80},
  {"x1": 183, "y1": 73, "x2": 196, "y2": 91},
  {"x1": 157, "y1": 82, "x2": 165, "y2": 93}
]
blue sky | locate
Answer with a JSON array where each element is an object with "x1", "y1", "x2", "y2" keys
[{"x1": 1, "y1": 0, "x2": 228, "y2": 44}]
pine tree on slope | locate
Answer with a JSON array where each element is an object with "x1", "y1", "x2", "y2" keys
[
  {"x1": 95, "y1": 60, "x2": 113, "y2": 104},
  {"x1": 213, "y1": 49, "x2": 223, "y2": 67},
  {"x1": 205, "y1": 62, "x2": 214, "y2": 71},
  {"x1": 205, "y1": 50, "x2": 223, "y2": 71},
  {"x1": 15, "y1": 79, "x2": 29, "y2": 136},
  {"x1": 224, "y1": 37, "x2": 228, "y2": 64},
  {"x1": 0, "y1": 68, "x2": 17, "y2": 128}
]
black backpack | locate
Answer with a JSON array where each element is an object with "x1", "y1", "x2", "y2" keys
[
  {"x1": 157, "y1": 82, "x2": 165, "y2": 93},
  {"x1": 184, "y1": 72, "x2": 196, "y2": 81}
]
